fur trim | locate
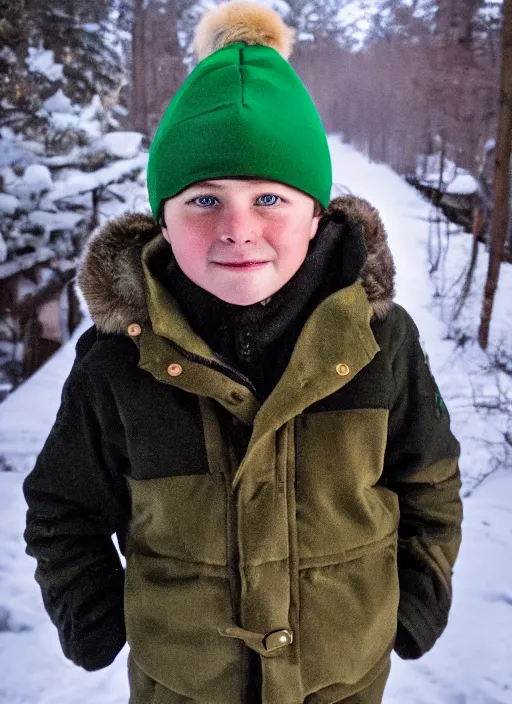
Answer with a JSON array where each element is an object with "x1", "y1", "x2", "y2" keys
[
  {"x1": 326, "y1": 196, "x2": 395, "y2": 320},
  {"x1": 194, "y1": 1, "x2": 295, "y2": 61},
  {"x1": 77, "y1": 213, "x2": 159, "y2": 334},
  {"x1": 77, "y1": 196, "x2": 395, "y2": 334}
]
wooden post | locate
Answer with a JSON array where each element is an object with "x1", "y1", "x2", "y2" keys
[
  {"x1": 453, "y1": 206, "x2": 484, "y2": 320},
  {"x1": 478, "y1": 0, "x2": 512, "y2": 349}
]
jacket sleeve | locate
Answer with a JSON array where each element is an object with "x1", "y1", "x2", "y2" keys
[
  {"x1": 23, "y1": 336, "x2": 130, "y2": 671},
  {"x1": 384, "y1": 310, "x2": 462, "y2": 660}
]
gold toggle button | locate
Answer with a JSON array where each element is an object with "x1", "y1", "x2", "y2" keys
[
  {"x1": 336, "y1": 363, "x2": 350, "y2": 377},
  {"x1": 263, "y1": 629, "x2": 293, "y2": 652},
  {"x1": 167, "y1": 363, "x2": 183, "y2": 376},
  {"x1": 219, "y1": 625, "x2": 293, "y2": 656}
]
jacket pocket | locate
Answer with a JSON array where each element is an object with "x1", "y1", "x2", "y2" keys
[
  {"x1": 296, "y1": 409, "x2": 397, "y2": 559},
  {"x1": 299, "y1": 534, "x2": 399, "y2": 693},
  {"x1": 126, "y1": 474, "x2": 227, "y2": 565},
  {"x1": 395, "y1": 535, "x2": 452, "y2": 659}
]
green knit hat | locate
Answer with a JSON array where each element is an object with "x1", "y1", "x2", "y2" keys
[{"x1": 147, "y1": 1, "x2": 332, "y2": 219}]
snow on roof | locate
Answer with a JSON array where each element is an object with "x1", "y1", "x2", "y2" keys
[{"x1": 444, "y1": 172, "x2": 479, "y2": 196}]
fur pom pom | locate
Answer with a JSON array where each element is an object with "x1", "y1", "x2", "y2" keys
[{"x1": 194, "y1": 1, "x2": 295, "y2": 61}]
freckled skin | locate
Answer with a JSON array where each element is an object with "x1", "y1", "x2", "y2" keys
[{"x1": 161, "y1": 179, "x2": 320, "y2": 306}]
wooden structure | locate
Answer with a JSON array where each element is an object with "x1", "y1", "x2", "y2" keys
[{"x1": 0, "y1": 251, "x2": 80, "y2": 400}]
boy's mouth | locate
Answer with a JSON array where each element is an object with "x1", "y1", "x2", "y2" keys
[{"x1": 213, "y1": 261, "x2": 270, "y2": 269}]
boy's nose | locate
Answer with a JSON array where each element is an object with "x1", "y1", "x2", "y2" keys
[{"x1": 218, "y1": 211, "x2": 258, "y2": 244}]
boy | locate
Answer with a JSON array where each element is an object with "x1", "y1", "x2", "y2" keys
[{"x1": 23, "y1": 2, "x2": 462, "y2": 703}]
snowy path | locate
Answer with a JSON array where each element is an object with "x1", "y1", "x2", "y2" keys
[{"x1": 0, "y1": 137, "x2": 511, "y2": 703}]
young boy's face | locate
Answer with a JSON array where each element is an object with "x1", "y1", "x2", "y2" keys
[{"x1": 161, "y1": 179, "x2": 320, "y2": 305}]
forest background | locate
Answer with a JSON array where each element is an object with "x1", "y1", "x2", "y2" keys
[{"x1": 0, "y1": 0, "x2": 510, "y2": 399}]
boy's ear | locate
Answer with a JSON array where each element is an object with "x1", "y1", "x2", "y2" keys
[
  {"x1": 310, "y1": 215, "x2": 321, "y2": 240},
  {"x1": 158, "y1": 199, "x2": 168, "y2": 230},
  {"x1": 161, "y1": 224, "x2": 172, "y2": 245}
]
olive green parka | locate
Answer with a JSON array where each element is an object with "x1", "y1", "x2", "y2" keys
[{"x1": 23, "y1": 196, "x2": 462, "y2": 703}]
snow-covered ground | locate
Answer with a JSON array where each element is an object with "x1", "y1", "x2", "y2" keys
[{"x1": 1, "y1": 136, "x2": 511, "y2": 703}]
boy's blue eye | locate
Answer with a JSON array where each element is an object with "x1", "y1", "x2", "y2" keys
[
  {"x1": 195, "y1": 195, "x2": 218, "y2": 207},
  {"x1": 191, "y1": 194, "x2": 280, "y2": 207},
  {"x1": 257, "y1": 194, "x2": 278, "y2": 206}
]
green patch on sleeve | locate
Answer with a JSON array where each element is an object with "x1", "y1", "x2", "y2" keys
[
  {"x1": 435, "y1": 389, "x2": 448, "y2": 417},
  {"x1": 420, "y1": 339, "x2": 449, "y2": 419}
]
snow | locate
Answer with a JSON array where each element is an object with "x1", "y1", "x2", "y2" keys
[
  {"x1": 19, "y1": 140, "x2": 46, "y2": 157},
  {"x1": 0, "y1": 319, "x2": 91, "y2": 466},
  {"x1": 51, "y1": 153, "x2": 148, "y2": 202},
  {"x1": 337, "y1": 1, "x2": 376, "y2": 50},
  {"x1": 113, "y1": 104, "x2": 129, "y2": 118},
  {"x1": 0, "y1": 248, "x2": 56, "y2": 280},
  {"x1": 25, "y1": 46, "x2": 65, "y2": 82},
  {"x1": 22, "y1": 164, "x2": 53, "y2": 194},
  {"x1": 0, "y1": 192, "x2": 21, "y2": 215},
  {"x1": 80, "y1": 95, "x2": 103, "y2": 123},
  {"x1": 2, "y1": 164, "x2": 54, "y2": 206},
  {"x1": 82, "y1": 23, "x2": 101, "y2": 32},
  {"x1": 42, "y1": 89, "x2": 74, "y2": 115},
  {"x1": 1, "y1": 137, "x2": 512, "y2": 702},
  {"x1": 49, "y1": 112, "x2": 103, "y2": 140},
  {"x1": 444, "y1": 171, "x2": 479, "y2": 195},
  {"x1": 98, "y1": 132, "x2": 144, "y2": 159},
  {"x1": 0, "y1": 233, "x2": 6, "y2": 263},
  {"x1": 0, "y1": 127, "x2": 16, "y2": 141},
  {"x1": 416, "y1": 153, "x2": 458, "y2": 187},
  {"x1": 259, "y1": 0, "x2": 291, "y2": 10},
  {"x1": 0, "y1": 166, "x2": 17, "y2": 190},
  {"x1": 27, "y1": 210, "x2": 85, "y2": 232},
  {"x1": 0, "y1": 138, "x2": 34, "y2": 169}
]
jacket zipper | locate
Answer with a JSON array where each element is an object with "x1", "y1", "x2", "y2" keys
[{"x1": 166, "y1": 338, "x2": 258, "y2": 396}]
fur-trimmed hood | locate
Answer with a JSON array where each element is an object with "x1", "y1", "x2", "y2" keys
[{"x1": 77, "y1": 195, "x2": 396, "y2": 335}]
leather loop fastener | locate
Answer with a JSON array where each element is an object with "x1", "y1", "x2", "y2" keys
[{"x1": 219, "y1": 626, "x2": 293, "y2": 657}]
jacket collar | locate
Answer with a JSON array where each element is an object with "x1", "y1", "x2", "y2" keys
[{"x1": 77, "y1": 195, "x2": 396, "y2": 336}]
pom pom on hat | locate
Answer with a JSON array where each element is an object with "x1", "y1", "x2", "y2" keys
[{"x1": 194, "y1": 1, "x2": 296, "y2": 61}]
